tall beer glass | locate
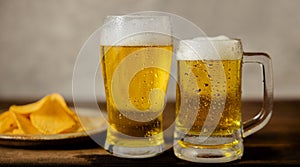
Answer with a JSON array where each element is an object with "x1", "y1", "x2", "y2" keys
[
  {"x1": 100, "y1": 15, "x2": 172, "y2": 158},
  {"x1": 174, "y1": 37, "x2": 273, "y2": 162}
]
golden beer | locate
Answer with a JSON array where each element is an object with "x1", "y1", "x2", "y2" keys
[
  {"x1": 174, "y1": 37, "x2": 273, "y2": 163},
  {"x1": 175, "y1": 59, "x2": 242, "y2": 145},
  {"x1": 101, "y1": 45, "x2": 172, "y2": 147}
]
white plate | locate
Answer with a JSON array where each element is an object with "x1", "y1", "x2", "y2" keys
[{"x1": 0, "y1": 107, "x2": 107, "y2": 147}]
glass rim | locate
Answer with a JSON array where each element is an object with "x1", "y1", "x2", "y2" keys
[
  {"x1": 105, "y1": 15, "x2": 170, "y2": 19},
  {"x1": 179, "y1": 37, "x2": 242, "y2": 46},
  {"x1": 197, "y1": 38, "x2": 241, "y2": 42}
]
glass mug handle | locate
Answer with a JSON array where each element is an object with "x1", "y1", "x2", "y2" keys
[{"x1": 242, "y1": 52, "x2": 274, "y2": 137}]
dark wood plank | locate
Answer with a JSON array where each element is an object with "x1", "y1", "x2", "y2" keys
[{"x1": 0, "y1": 100, "x2": 299, "y2": 166}]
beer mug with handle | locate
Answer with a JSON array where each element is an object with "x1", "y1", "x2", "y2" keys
[
  {"x1": 100, "y1": 15, "x2": 173, "y2": 158},
  {"x1": 173, "y1": 36, "x2": 273, "y2": 163}
]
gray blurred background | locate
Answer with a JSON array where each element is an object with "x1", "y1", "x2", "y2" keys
[{"x1": 0, "y1": 0, "x2": 299, "y2": 101}]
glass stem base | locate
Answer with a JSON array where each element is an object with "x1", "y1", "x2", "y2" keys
[{"x1": 104, "y1": 142, "x2": 164, "y2": 158}]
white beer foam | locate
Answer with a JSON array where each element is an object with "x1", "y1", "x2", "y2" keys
[
  {"x1": 101, "y1": 33, "x2": 172, "y2": 46},
  {"x1": 100, "y1": 16, "x2": 172, "y2": 46},
  {"x1": 176, "y1": 36, "x2": 243, "y2": 60}
]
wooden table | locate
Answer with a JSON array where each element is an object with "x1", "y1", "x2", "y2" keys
[{"x1": 0, "y1": 100, "x2": 299, "y2": 166}]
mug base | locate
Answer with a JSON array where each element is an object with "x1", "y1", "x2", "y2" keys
[
  {"x1": 173, "y1": 130, "x2": 243, "y2": 163},
  {"x1": 173, "y1": 143, "x2": 243, "y2": 163}
]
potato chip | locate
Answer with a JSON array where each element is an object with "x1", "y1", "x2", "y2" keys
[
  {"x1": 49, "y1": 94, "x2": 82, "y2": 132},
  {"x1": 30, "y1": 94, "x2": 77, "y2": 134},
  {"x1": 9, "y1": 95, "x2": 50, "y2": 114},
  {"x1": 50, "y1": 94, "x2": 79, "y2": 121},
  {"x1": 0, "y1": 111, "x2": 17, "y2": 134},
  {"x1": 12, "y1": 128, "x2": 24, "y2": 135},
  {"x1": 11, "y1": 112, "x2": 41, "y2": 134},
  {"x1": 0, "y1": 93, "x2": 82, "y2": 135}
]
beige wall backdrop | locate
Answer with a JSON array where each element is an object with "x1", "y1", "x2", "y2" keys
[{"x1": 0, "y1": 0, "x2": 299, "y2": 101}]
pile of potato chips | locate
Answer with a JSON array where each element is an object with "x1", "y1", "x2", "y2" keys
[{"x1": 0, "y1": 93, "x2": 82, "y2": 135}]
